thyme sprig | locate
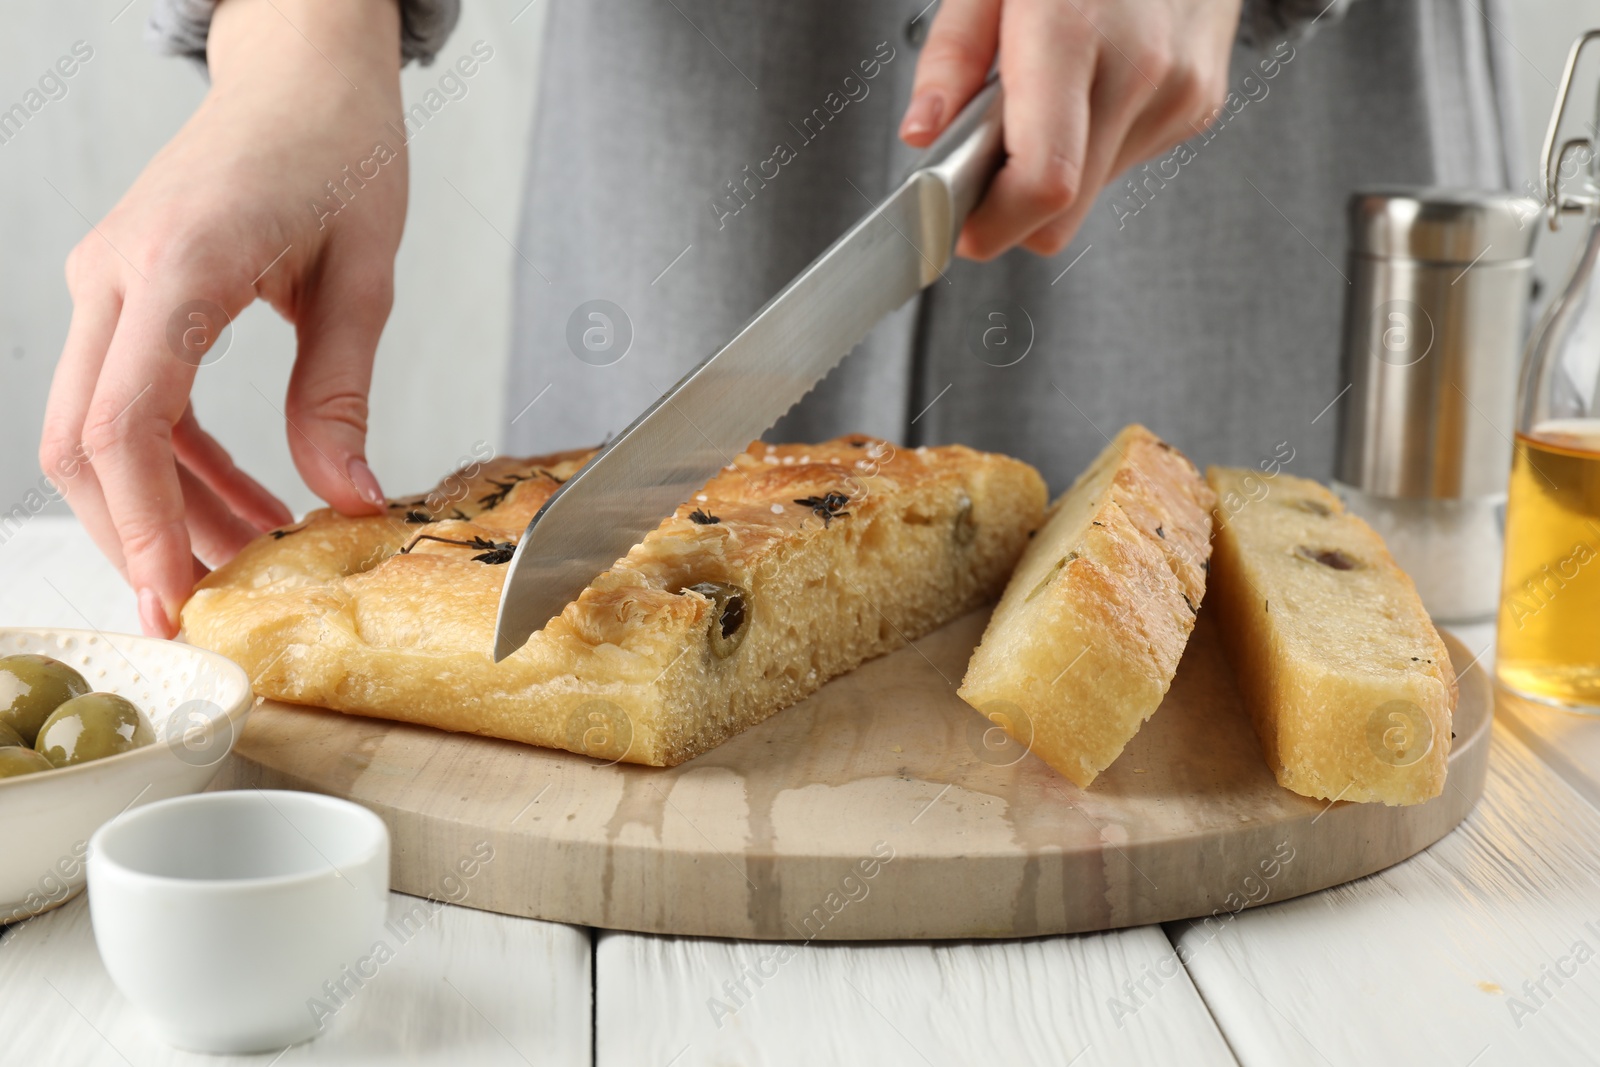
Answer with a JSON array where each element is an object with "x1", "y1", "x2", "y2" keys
[
  {"x1": 477, "y1": 474, "x2": 530, "y2": 511},
  {"x1": 794, "y1": 492, "x2": 851, "y2": 528},
  {"x1": 400, "y1": 533, "x2": 516, "y2": 565}
]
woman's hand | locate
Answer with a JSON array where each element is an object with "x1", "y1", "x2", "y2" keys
[
  {"x1": 40, "y1": 0, "x2": 407, "y2": 637},
  {"x1": 900, "y1": 0, "x2": 1243, "y2": 259}
]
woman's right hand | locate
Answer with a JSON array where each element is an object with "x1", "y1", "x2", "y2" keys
[{"x1": 40, "y1": 0, "x2": 408, "y2": 638}]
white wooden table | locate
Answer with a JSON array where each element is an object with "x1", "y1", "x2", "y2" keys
[{"x1": 4, "y1": 516, "x2": 1600, "y2": 1066}]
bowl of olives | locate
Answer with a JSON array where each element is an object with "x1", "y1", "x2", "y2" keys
[{"x1": 0, "y1": 628, "x2": 253, "y2": 923}]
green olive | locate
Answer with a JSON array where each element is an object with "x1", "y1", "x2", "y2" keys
[
  {"x1": 0, "y1": 721, "x2": 25, "y2": 748},
  {"x1": 687, "y1": 581, "x2": 751, "y2": 659},
  {"x1": 0, "y1": 746, "x2": 54, "y2": 778},
  {"x1": 0, "y1": 654, "x2": 90, "y2": 746},
  {"x1": 34, "y1": 693, "x2": 154, "y2": 769}
]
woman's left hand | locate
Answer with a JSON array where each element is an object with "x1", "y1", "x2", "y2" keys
[{"x1": 900, "y1": 0, "x2": 1243, "y2": 259}]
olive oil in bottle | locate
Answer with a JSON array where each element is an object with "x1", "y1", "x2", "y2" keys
[{"x1": 1497, "y1": 423, "x2": 1600, "y2": 709}]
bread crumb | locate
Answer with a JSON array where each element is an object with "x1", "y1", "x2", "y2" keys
[{"x1": 771, "y1": 504, "x2": 784, "y2": 514}]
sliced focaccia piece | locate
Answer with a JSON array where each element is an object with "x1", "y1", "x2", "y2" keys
[
  {"x1": 958, "y1": 425, "x2": 1214, "y2": 788},
  {"x1": 1206, "y1": 467, "x2": 1457, "y2": 805},
  {"x1": 181, "y1": 437, "x2": 1046, "y2": 767}
]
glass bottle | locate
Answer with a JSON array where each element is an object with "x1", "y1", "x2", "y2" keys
[{"x1": 1497, "y1": 31, "x2": 1600, "y2": 711}]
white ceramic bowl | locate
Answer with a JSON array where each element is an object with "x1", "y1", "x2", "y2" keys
[
  {"x1": 0, "y1": 626, "x2": 252, "y2": 923},
  {"x1": 89, "y1": 790, "x2": 390, "y2": 1053}
]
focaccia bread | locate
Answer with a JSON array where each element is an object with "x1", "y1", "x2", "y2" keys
[
  {"x1": 1206, "y1": 467, "x2": 1457, "y2": 805},
  {"x1": 958, "y1": 425, "x2": 1214, "y2": 788},
  {"x1": 181, "y1": 437, "x2": 1047, "y2": 767}
]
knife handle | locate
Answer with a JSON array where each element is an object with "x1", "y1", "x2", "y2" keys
[{"x1": 900, "y1": 77, "x2": 1005, "y2": 277}]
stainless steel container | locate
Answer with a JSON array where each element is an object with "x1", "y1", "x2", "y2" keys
[{"x1": 1334, "y1": 188, "x2": 1541, "y2": 622}]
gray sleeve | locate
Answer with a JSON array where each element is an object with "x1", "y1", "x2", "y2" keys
[
  {"x1": 1236, "y1": 0, "x2": 1353, "y2": 47},
  {"x1": 146, "y1": 0, "x2": 460, "y2": 67}
]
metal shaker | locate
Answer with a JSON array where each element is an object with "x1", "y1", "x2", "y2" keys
[{"x1": 1333, "y1": 188, "x2": 1541, "y2": 622}]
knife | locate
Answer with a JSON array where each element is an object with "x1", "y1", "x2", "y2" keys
[{"x1": 493, "y1": 78, "x2": 1005, "y2": 661}]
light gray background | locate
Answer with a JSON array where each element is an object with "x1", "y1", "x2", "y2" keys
[{"x1": 0, "y1": 1, "x2": 1593, "y2": 518}]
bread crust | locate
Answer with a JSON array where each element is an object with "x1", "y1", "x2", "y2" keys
[
  {"x1": 1205, "y1": 467, "x2": 1457, "y2": 805},
  {"x1": 958, "y1": 425, "x2": 1215, "y2": 787},
  {"x1": 181, "y1": 437, "x2": 1046, "y2": 767}
]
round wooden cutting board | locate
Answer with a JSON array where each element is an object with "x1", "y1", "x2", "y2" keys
[{"x1": 214, "y1": 611, "x2": 1491, "y2": 940}]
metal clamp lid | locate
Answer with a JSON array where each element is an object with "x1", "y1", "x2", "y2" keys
[{"x1": 1541, "y1": 29, "x2": 1600, "y2": 231}]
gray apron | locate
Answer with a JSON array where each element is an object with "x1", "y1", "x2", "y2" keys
[{"x1": 502, "y1": 0, "x2": 1520, "y2": 492}]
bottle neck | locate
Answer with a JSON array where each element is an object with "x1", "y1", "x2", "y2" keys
[{"x1": 1518, "y1": 205, "x2": 1600, "y2": 439}]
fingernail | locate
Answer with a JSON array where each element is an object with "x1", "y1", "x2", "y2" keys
[
  {"x1": 138, "y1": 587, "x2": 175, "y2": 639},
  {"x1": 348, "y1": 458, "x2": 386, "y2": 509},
  {"x1": 900, "y1": 92, "x2": 945, "y2": 140}
]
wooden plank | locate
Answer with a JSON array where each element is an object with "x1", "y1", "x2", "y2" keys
[
  {"x1": 1494, "y1": 688, "x2": 1600, "y2": 812},
  {"x1": 595, "y1": 927, "x2": 1236, "y2": 1066},
  {"x1": 1172, "y1": 722, "x2": 1600, "y2": 1066},
  {"x1": 0, "y1": 893, "x2": 593, "y2": 1066}
]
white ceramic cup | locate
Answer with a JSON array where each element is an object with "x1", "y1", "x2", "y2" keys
[{"x1": 87, "y1": 790, "x2": 390, "y2": 1054}]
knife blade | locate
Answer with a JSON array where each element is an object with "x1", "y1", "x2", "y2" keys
[{"x1": 493, "y1": 78, "x2": 1005, "y2": 661}]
